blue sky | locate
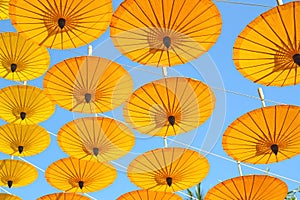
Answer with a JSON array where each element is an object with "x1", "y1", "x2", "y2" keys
[{"x1": 0, "y1": 0, "x2": 300, "y2": 199}]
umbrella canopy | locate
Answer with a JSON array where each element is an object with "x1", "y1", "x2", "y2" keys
[
  {"x1": 43, "y1": 56, "x2": 133, "y2": 113},
  {"x1": 57, "y1": 117, "x2": 135, "y2": 162},
  {"x1": 223, "y1": 105, "x2": 300, "y2": 164},
  {"x1": 0, "y1": 1, "x2": 9, "y2": 20},
  {"x1": 0, "y1": 85, "x2": 55, "y2": 124},
  {"x1": 124, "y1": 77, "x2": 215, "y2": 136},
  {"x1": 117, "y1": 190, "x2": 182, "y2": 200},
  {"x1": 0, "y1": 194, "x2": 21, "y2": 200},
  {"x1": 127, "y1": 147, "x2": 209, "y2": 192},
  {"x1": 0, "y1": 32, "x2": 50, "y2": 81},
  {"x1": 0, "y1": 123, "x2": 50, "y2": 156},
  {"x1": 37, "y1": 192, "x2": 90, "y2": 200},
  {"x1": 110, "y1": 0, "x2": 222, "y2": 67},
  {"x1": 204, "y1": 175, "x2": 288, "y2": 200},
  {"x1": 45, "y1": 157, "x2": 116, "y2": 193},
  {"x1": 233, "y1": 2, "x2": 300, "y2": 86},
  {"x1": 9, "y1": 0, "x2": 112, "y2": 49},
  {"x1": 0, "y1": 159, "x2": 38, "y2": 188}
]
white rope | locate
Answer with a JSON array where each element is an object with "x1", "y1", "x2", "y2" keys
[
  {"x1": 18, "y1": 157, "x2": 45, "y2": 173},
  {"x1": 214, "y1": 0, "x2": 272, "y2": 7},
  {"x1": 84, "y1": 193, "x2": 98, "y2": 200},
  {"x1": 166, "y1": 138, "x2": 300, "y2": 184},
  {"x1": 47, "y1": 131, "x2": 57, "y2": 137},
  {"x1": 210, "y1": 86, "x2": 286, "y2": 105},
  {"x1": 111, "y1": 161, "x2": 127, "y2": 170},
  {"x1": 177, "y1": 190, "x2": 199, "y2": 200},
  {"x1": 0, "y1": 187, "x2": 11, "y2": 194}
]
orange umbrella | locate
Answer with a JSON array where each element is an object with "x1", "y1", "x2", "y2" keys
[
  {"x1": 0, "y1": 123, "x2": 50, "y2": 156},
  {"x1": 0, "y1": 32, "x2": 50, "y2": 81},
  {"x1": 0, "y1": 1, "x2": 9, "y2": 20},
  {"x1": 43, "y1": 56, "x2": 133, "y2": 113},
  {"x1": 204, "y1": 175, "x2": 288, "y2": 200},
  {"x1": 117, "y1": 189, "x2": 182, "y2": 200},
  {"x1": 223, "y1": 105, "x2": 300, "y2": 164},
  {"x1": 45, "y1": 157, "x2": 116, "y2": 193},
  {"x1": 127, "y1": 147, "x2": 209, "y2": 192},
  {"x1": 57, "y1": 117, "x2": 135, "y2": 162},
  {"x1": 124, "y1": 77, "x2": 215, "y2": 136},
  {"x1": 37, "y1": 192, "x2": 90, "y2": 200},
  {"x1": 10, "y1": 0, "x2": 112, "y2": 49},
  {"x1": 233, "y1": 2, "x2": 300, "y2": 86},
  {"x1": 0, "y1": 85, "x2": 55, "y2": 124},
  {"x1": 111, "y1": 0, "x2": 222, "y2": 67},
  {"x1": 0, "y1": 194, "x2": 21, "y2": 200},
  {"x1": 0, "y1": 159, "x2": 38, "y2": 188}
]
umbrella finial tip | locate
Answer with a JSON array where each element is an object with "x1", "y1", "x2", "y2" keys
[
  {"x1": 93, "y1": 147, "x2": 99, "y2": 156},
  {"x1": 163, "y1": 36, "x2": 171, "y2": 48},
  {"x1": 84, "y1": 93, "x2": 92, "y2": 103},
  {"x1": 58, "y1": 18, "x2": 66, "y2": 29},
  {"x1": 270, "y1": 144, "x2": 279, "y2": 156},
  {"x1": 168, "y1": 115, "x2": 175, "y2": 126},
  {"x1": 20, "y1": 112, "x2": 26, "y2": 120},
  {"x1": 18, "y1": 145, "x2": 24, "y2": 154},
  {"x1": 166, "y1": 177, "x2": 172, "y2": 186},
  {"x1": 78, "y1": 180, "x2": 84, "y2": 189},
  {"x1": 7, "y1": 180, "x2": 13, "y2": 188},
  {"x1": 293, "y1": 54, "x2": 300, "y2": 66},
  {"x1": 10, "y1": 63, "x2": 17, "y2": 72}
]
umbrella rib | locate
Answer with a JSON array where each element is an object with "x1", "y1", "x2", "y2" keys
[
  {"x1": 144, "y1": 0, "x2": 161, "y2": 27},
  {"x1": 236, "y1": 36, "x2": 282, "y2": 53},
  {"x1": 182, "y1": 16, "x2": 221, "y2": 36},
  {"x1": 293, "y1": 3, "x2": 298, "y2": 51},
  {"x1": 87, "y1": 58, "x2": 101, "y2": 91},
  {"x1": 69, "y1": 1, "x2": 111, "y2": 19},
  {"x1": 119, "y1": 1, "x2": 155, "y2": 28},
  {"x1": 12, "y1": 0, "x2": 54, "y2": 18},
  {"x1": 277, "y1": 108, "x2": 300, "y2": 142},
  {"x1": 274, "y1": 106, "x2": 289, "y2": 142},
  {"x1": 233, "y1": 115, "x2": 269, "y2": 142},
  {"x1": 176, "y1": 3, "x2": 214, "y2": 33},
  {"x1": 176, "y1": 1, "x2": 213, "y2": 33},
  {"x1": 252, "y1": 61, "x2": 294, "y2": 86},
  {"x1": 260, "y1": 15, "x2": 290, "y2": 50},
  {"x1": 82, "y1": 119, "x2": 97, "y2": 148},
  {"x1": 277, "y1": 6, "x2": 294, "y2": 49}
]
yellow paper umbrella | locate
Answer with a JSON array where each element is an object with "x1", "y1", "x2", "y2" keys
[
  {"x1": 111, "y1": 0, "x2": 222, "y2": 67},
  {"x1": 223, "y1": 105, "x2": 300, "y2": 164},
  {"x1": 0, "y1": 123, "x2": 50, "y2": 156},
  {"x1": 57, "y1": 117, "x2": 135, "y2": 162},
  {"x1": 127, "y1": 147, "x2": 209, "y2": 192},
  {"x1": 204, "y1": 175, "x2": 288, "y2": 200},
  {"x1": 233, "y1": 2, "x2": 300, "y2": 86},
  {"x1": 0, "y1": 32, "x2": 50, "y2": 81},
  {"x1": 45, "y1": 157, "x2": 117, "y2": 193},
  {"x1": 117, "y1": 190, "x2": 182, "y2": 200},
  {"x1": 0, "y1": 1, "x2": 9, "y2": 20},
  {"x1": 124, "y1": 77, "x2": 215, "y2": 136},
  {"x1": 0, "y1": 85, "x2": 55, "y2": 124},
  {"x1": 37, "y1": 192, "x2": 90, "y2": 200},
  {"x1": 0, "y1": 159, "x2": 38, "y2": 188},
  {"x1": 43, "y1": 56, "x2": 133, "y2": 113},
  {"x1": 9, "y1": 0, "x2": 112, "y2": 49},
  {"x1": 0, "y1": 194, "x2": 21, "y2": 200}
]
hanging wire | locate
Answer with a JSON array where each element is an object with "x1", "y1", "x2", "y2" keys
[
  {"x1": 177, "y1": 191, "x2": 199, "y2": 200},
  {"x1": 214, "y1": 0, "x2": 272, "y2": 7},
  {"x1": 0, "y1": 187, "x2": 11, "y2": 194}
]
